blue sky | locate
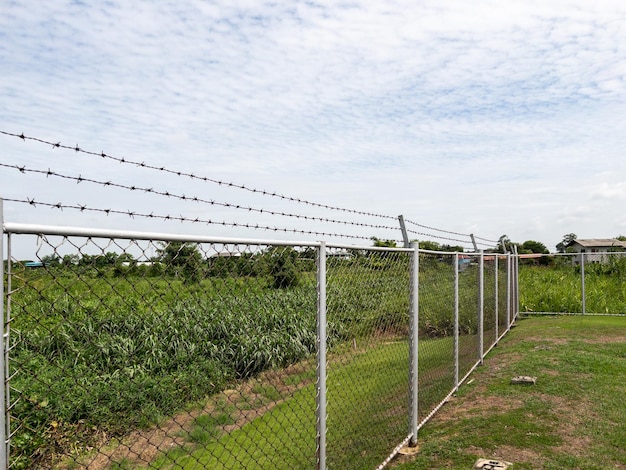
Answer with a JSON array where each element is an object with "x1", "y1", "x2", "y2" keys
[{"x1": 2, "y1": 0, "x2": 626, "y2": 251}]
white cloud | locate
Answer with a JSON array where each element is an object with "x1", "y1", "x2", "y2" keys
[{"x1": 1, "y1": 0, "x2": 626, "y2": 253}]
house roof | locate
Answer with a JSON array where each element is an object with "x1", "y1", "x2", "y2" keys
[{"x1": 567, "y1": 238, "x2": 626, "y2": 248}]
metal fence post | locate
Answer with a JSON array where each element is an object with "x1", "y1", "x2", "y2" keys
[
  {"x1": 316, "y1": 242, "x2": 327, "y2": 470},
  {"x1": 494, "y1": 254, "x2": 499, "y2": 342},
  {"x1": 454, "y1": 252, "x2": 459, "y2": 387},
  {"x1": 506, "y1": 254, "x2": 511, "y2": 329},
  {"x1": 478, "y1": 251, "x2": 484, "y2": 364},
  {"x1": 581, "y1": 252, "x2": 586, "y2": 315},
  {"x1": 515, "y1": 249, "x2": 520, "y2": 319},
  {"x1": 409, "y1": 242, "x2": 419, "y2": 446},
  {"x1": 0, "y1": 200, "x2": 7, "y2": 469}
]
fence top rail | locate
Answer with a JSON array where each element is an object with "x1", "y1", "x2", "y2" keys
[
  {"x1": 3, "y1": 222, "x2": 415, "y2": 252},
  {"x1": 3, "y1": 222, "x2": 322, "y2": 247}
]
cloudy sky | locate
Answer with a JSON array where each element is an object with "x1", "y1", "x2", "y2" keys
[{"x1": 2, "y1": 0, "x2": 626, "y2": 252}]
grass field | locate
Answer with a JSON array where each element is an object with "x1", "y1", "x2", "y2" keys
[
  {"x1": 519, "y1": 260, "x2": 626, "y2": 314},
  {"x1": 392, "y1": 315, "x2": 626, "y2": 469},
  {"x1": 7, "y1": 252, "x2": 624, "y2": 469}
]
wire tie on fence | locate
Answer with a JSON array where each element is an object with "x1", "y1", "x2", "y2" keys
[
  {"x1": 75, "y1": 145, "x2": 80, "y2": 152},
  {"x1": 53, "y1": 141, "x2": 60, "y2": 148}
]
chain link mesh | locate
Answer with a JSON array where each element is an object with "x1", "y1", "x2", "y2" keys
[
  {"x1": 325, "y1": 247, "x2": 410, "y2": 469},
  {"x1": 2, "y1": 228, "x2": 518, "y2": 469},
  {"x1": 6, "y1": 234, "x2": 319, "y2": 469}
]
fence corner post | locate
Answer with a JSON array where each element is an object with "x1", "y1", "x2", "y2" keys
[{"x1": 409, "y1": 241, "x2": 419, "y2": 446}]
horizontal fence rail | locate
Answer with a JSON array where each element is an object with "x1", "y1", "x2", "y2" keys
[{"x1": 2, "y1": 222, "x2": 517, "y2": 469}]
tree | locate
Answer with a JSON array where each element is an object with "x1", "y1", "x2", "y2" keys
[
  {"x1": 521, "y1": 240, "x2": 549, "y2": 254},
  {"x1": 62, "y1": 254, "x2": 79, "y2": 266},
  {"x1": 40, "y1": 254, "x2": 61, "y2": 267},
  {"x1": 264, "y1": 246, "x2": 300, "y2": 289},
  {"x1": 371, "y1": 237, "x2": 397, "y2": 248},
  {"x1": 157, "y1": 242, "x2": 203, "y2": 281},
  {"x1": 556, "y1": 233, "x2": 577, "y2": 253},
  {"x1": 419, "y1": 240, "x2": 441, "y2": 251}
]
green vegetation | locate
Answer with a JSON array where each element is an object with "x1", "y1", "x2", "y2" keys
[
  {"x1": 7, "y1": 241, "x2": 625, "y2": 469},
  {"x1": 519, "y1": 256, "x2": 626, "y2": 313},
  {"x1": 393, "y1": 315, "x2": 626, "y2": 469}
]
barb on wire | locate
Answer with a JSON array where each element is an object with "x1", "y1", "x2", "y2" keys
[
  {"x1": 3, "y1": 197, "x2": 380, "y2": 242},
  {"x1": 0, "y1": 162, "x2": 399, "y2": 232}
]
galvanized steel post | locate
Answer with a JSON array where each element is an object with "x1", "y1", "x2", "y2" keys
[
  {"x1": 316, "y1": 242, "x2": 327, "y2": 469},
  {"x1": 454, "y1": 252, "x2": 459, "y2": 386},
  {"x1": 581, "y1": 252, "x2": 586, "y2": 315},
  {"x1": 409, "y1": 241, "x2": 419, "y2": 446},
  {"x1": 0, "y1": 200, "x2": 7, "y2": 469},
  {"x1": 478, "y1": 251, "x2": 484, "y2": 364},
  {"x1": 494, "y1": 254, "x2": 499, "y2": 342},
  {"x1": 506, "y1": 254, "x2": 511, "y2": 329}
]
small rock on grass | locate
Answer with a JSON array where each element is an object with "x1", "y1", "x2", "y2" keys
[
  {"x1": 474, "y1": 458, "x2": 513, "y2": 469},
  {"x1": 510, "y1": 375, "x2": 537, "y2": 385}
]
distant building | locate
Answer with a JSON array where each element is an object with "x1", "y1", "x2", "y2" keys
[
  {"x1": 24, "y1": 261, "x2": 45, "y2": 268},
  {"x1": 566, "y1": 238, "x2": 626, "y2": 264}
]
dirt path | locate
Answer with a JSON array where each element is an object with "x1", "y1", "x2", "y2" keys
[{"x1": 62, "y1": 363, "x2": 315, "y2": 469}]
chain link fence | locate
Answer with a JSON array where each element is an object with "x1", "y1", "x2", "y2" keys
[
  {"x1": 1, "y1": 224, "x2": 518, "y2": 469},
  {"x1": 519, "y1": 252, "x2": 626, "y2": 315}
]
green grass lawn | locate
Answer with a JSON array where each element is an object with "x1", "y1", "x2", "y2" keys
[{"x1": 392, "y1": 315, "x2": 626, "y2": 469}]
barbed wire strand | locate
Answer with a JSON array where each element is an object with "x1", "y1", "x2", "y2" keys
[
  {"x1": 3, "y1": 197, "x2": 377, "y2": 242},
  {"x1": 0, "y1": 162, "x2": 400, "y2": 232},
  {"x1": 0, "y1": 131, "x2": 498, "y2": 246},
  {"x1": 0, "y1": 130, "x2": 397, "y2": 221},
  {"x1": 3, "y1": 197, "x2": 493, "y2": 247},
  {"x1": 0, "y1": 130, "x2": 494, "y2": 242}
]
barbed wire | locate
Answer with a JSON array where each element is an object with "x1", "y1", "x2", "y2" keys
[
  {"x1": 473, "y1": 234, "x2": 499, "y2": 243},
  {"x1": 0, "y1": 130, "x2": 498, "y2": 246},
  {"x1": 403, "y1": 219, "x2": 469, "y2": 238},
  {"x1": 0, "y1": 162, "x2": 400, "y2": 232},
  {"x1": 1, "y1": 130, "x2": 397, "y2": 220},
  {"x1": 3, "y1": 197, "x2": 383, "y2": 242},
  {"x1": 404, "y1": 228, "x2": 472, "y2": 246}
]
